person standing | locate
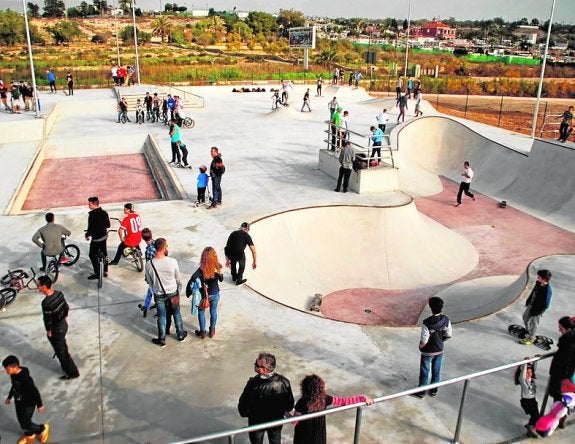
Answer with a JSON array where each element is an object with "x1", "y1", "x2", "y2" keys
[
  {"x1": 38, "y1": 275, "x2": 80, "y2": 380},
  {"x1": 316, "y1": 77, "x2": 323, "y2": 97},
  {"x1": 455, "y1": 161, "x2": 475, "y2": 207},
  {"x1": 396, "y1": 93, "x2": 408, "y2": 123},
  {"x1": 376, "y1": 108, "x2": 389, "y2": 133},
  {"x1": 32, "y1": 212, "x2": 71, "y2": 272},
  {"x1": 370, "y1": 125, "x2": 383, "y2": 164},
  {"x1": 330, "y1": 107, "x2": 343, "y2": 150},
  {"x1": 395, "y1": 76, "x2": 403, "y2": 99},
  {"x1": 208, "y1": 146, "x2": 225, "y2": 209},
  {"x1": 66, "y1": 72, "x2": 73, "y2": 96},
  {"x1": 520, "y1": 270, "x2": 552, "y2": 345},
  {"x1": 0, "y1": 79, "x2": 9, "y2": 110},
  {"x1": 414, "y1": 90, "x2": 423, "y2": 117},
  {"x1": 225, "y1": 222, "x2": 257, "y2": 285},
  {"x1": 301, "y1": 88, "x2": 311, "y2": 112},
  {"x1": 238, "y1": 352, "x2": 294, "y2": 444},
  {"x1": 354, "y1": 70, "x2": 361, "y2": 88},
  {"x1": 168, "y1": 119, "x2": 182, "y2": 166},
  {"x1": 407, "y1": 77, "x2": 414, "y2": 98},
  {"x1": 109, "y1": 203, "x2": 142, "y2": 265},
  {"x1": 334, "y1": 141, "x2": 354, "y2": 193},
  {"x1": 85, "y1": 196, "x2": 110, "y2": 280},
  {"x1": 413, "y1": 297, "x2": 452, "y2": 398},
  {"x1": 2, "y1": 355, "x2": 50, "y2": 444},
  {"x1": 548, "y1": 317, "x2": 575, "y2": 404},
  {"x1": 191, "y1": 247, "x2": 224, "y2": 339},
  {"x1": 558, "y1": 106, "x2": 573, "y2": 143},
  {"x1": 292, "y1": 374, "x2": 373, "y2": 444},
  {"x1": 328, "y1": 97, "x2": 338, "y2": 120},
  {"x1": 515, "y1": 362, "x2": 540, "y2": 438},
  {"x1": 46, "y1": 69, "x2": 56, "y2": 93},
  {"x1": 144, "y1": 238, "x2": 187, "y2": 346}
]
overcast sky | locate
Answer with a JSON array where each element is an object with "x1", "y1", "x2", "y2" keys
[{"x1": 4, "y1": 0, "x2": 574, "y2": 23}]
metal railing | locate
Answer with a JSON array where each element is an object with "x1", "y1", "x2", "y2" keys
[
  {"x1": 166, "y1": 85, "x2": 205, "y2": 108},
  {"x1": 169, "y1": 353, "x2": 555, "y2": 444},
  {"x1": 324, "y1": 121, "x2": 394, "y2": 168}
]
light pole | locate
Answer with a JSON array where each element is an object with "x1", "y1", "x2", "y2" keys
[
  {"x1": 113, "y1": 0, "x2": 121, "y2": 66},
  {"x1": 530, "y1": 0, "x2": 556, "y2": 139},
  {"x1": 403, "y1": 0, "x2": 412, "y2": 79},
  {"x1": 132, "y1": 1, "x2": 141, "y2": 85},
  {"x1": 21, "y1": 0, "x2": 40, "y2": 118}
]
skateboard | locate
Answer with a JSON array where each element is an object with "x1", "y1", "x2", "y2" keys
[{"x1": 507, "y1": 324, "x2": 554, "y2": 351}]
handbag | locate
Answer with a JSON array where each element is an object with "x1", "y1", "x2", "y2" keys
[{"x1": 198, "y1": 294, "x2": 210, "y2": 310}]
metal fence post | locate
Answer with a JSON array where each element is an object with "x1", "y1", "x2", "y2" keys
[
  {"x1": 228, "y1": 434, "x2": 235, "y2": 443},
  {"x1": 497, "y1": 94, "x2": 504, "y2": 127},
  {"x1": 464, "y1": 88, "x2": 469, "y2": 118},
  {"x1": 452, "y1": 379, "x2": 470, "y2": 444},
  {"x1": 353, "y1": 406, "x2": 363, "y2": 444}
]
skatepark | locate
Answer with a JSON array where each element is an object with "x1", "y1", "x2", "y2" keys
[{"x1": 0, "y1": 83, "x2": 574, "y2": 443}]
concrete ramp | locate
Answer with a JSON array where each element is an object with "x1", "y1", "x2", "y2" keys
[
  {"x1": 261, "y1": 104, "x2": 304, "y2": 119},
  {"x1": 395, "y1": 116, "x2": 575, "y2": 231},
  {"x1": 248, "y1": 202, "x2": 478, "y2": 315}
]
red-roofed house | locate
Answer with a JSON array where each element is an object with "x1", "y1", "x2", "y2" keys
[{"x1": 411, "y1": 19, "x2": 456, "y2": 40}]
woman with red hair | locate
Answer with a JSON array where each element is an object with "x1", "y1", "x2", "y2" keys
[{"x1": 191, "y1": 247, "x2": 223, "y2": 339}]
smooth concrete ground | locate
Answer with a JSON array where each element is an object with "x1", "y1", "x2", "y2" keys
[{"x1": 0, "y1": 85, "x2": 574, "y2": 444}]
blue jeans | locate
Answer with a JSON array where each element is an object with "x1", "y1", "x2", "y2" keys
[
  {"x1": 143, "y1": 288, "x2": 153, "y2": 310},
  {"x1": 155, "y1": 294, "x2": 185, "y2": 340},
  {"x1": 211, "y1": 175, "x2": 222, "y2": 204},
  {"x1": 198, "y1": 293, "x2": 219, "y2": 332},
  {"x1": 419, "y1": 354, "x2": 443, "y2": 390}
]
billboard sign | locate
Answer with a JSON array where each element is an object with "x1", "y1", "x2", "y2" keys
[{"x1": 289, "y1": 26, "x2": 316, "y2": 49}]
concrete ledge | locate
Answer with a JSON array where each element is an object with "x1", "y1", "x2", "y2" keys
[
  {"x1": 144, "y1": 134, "x2": 187, "y2": 201},
  {"x1": 318, "y1": 149, "x2": 399, "y2": 193}
]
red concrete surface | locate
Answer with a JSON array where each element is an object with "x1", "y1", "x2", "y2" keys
[
  {"x1": 321, "y1": 177, "x2": 575, "y2": 326},
  {"x1": 23, "y1": 154, "x2": 161, "y2": 210}
]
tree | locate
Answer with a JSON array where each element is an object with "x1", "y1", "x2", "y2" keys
[
  {"x1": 27, "y1": 2, "x2": 41, "y2": 17},
  {"x1": 277, "y1": 8, "x2": 305, "y2": 36},
  {"x1": 43, "y1": 0, "x2": 66, "y2": 18},
  {"x1": 151, "y1": 14, "x2": 172, "y2": 43},
  {"x1": 231, "y1": 21, "x2": 252, "y2": 41},
  {"x1": 207, "y1": 15, "x2": 226, "y2": 41},
  {"x1": 120, "y1": 25, "x2": 151, "y2": 44},
  {"x1": 246, "y1": 11, "x2": 278, "y2": 37},
  {"x1": 47, "y1": 20, "x2": 84, "y2": 44}
]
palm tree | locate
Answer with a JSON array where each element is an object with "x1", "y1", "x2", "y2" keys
[
  {"x1": 151, "y1": 15, "x2": 173, "y2": 43},
  {"x1": 315, "y1": 47, "x2": 338, "y2": 66},
  {"x1": 207, "y1": 15, "x2": 226, "y2": 41}
]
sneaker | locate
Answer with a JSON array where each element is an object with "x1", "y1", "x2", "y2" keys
[
  {"x1": 103, "y1": 272, "x2": 108, "y2": 277},
  {"x1": 520, "y1": 336, "x2": 534, "y2": 345},
  {"x1": 40, "y1": 424, "x2": 50, "y2": 444},
  {"x1": 60, "y1": 373, "x2": 79, "y2": 380},
  {"x1": 18, "y1": 435, "x2": 36, "y2": 444},
  {"x1": 178, "y1": 331, "x2": 188, "y2": 342},
  {"x1": 194, "y1": 329, "x2": 206, "y2": 339},
  {"x1": 236, "y1": 279, "x2": 247, "y2": 285},
  {"x1": 151, "y1": 338, "x2": 166, "y2": 347},
  {"x1": 87, "y1": 274, "x2": 98, "y2": 280},
  {"x1": 410, "y1": 392, "x2": 426, "y2": 399},
  {"x1": 108, "y1": 260, "x2": 119, "y2": 265},
  {"x1": 525, "y1": 424, "x2": 538, "y2": 438},
  {"x1": 428, "y1": 390, "x2": 438, "y2": 397},
  {"x1": 207, "y1": 205, "x2": 217, "y2": 210},
  {"x1": 142, "y1": 308, "x2": 148, "y2": 318}
]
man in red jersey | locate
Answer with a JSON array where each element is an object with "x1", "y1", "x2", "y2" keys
[{"x1": 109, "y1": 203, "x2": 142, "y2": 265}]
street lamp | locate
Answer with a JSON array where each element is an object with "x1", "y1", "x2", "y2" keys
[
  {"x1": 21, "y1": 0, "x2": 40, "y2": 118},
  {"x1": 403, "y1": 0, "x2": 412, "y2": 78},
  {"x1": 530, "y1": 0, "x2": 556, "y2": 139},
  {"x1": 132, "y1": 1, "x2": 141, "y2": 85},
  {"x1": 113, "y1": 0, "x2": 121, "y2": 66}
]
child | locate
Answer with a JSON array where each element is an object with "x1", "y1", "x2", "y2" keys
[
  {"x1": 196, "y1": 165, "x2": 209, "y2": 204},
  {"x1": 138, "y1": 228, "x2": 156, "y2": 317},
  {"x1": 3, "y1": 355, "x2": 50, "y2": 444},
  {"x1": 135, "y1": 99, "x2": 144, "y2": 124},
  {"x1": 515, "y1": 361, "x2": 539, "y2": 438}
]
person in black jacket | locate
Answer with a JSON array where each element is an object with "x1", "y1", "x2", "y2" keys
[
  {"x1": 238, "y1": 352, "x2": 294, "y2": 444},
  {"x1": 207, "y1": 146, "x2": 225, "y2": 209},
  {"x1": 3, "y1": 355, "x2": 50, "y2": 443},
  {"x1": 413, "y1": 297, "x2": 452, "y2": 399},
  {"x1": 38, "y1": 276, "x2": 79, "y2": 380},
  {"x1": 85, "y1": 196, "x2": 111, "y2": 280},
  {"x1": 521, "y1": 269, "x2": 552, "y2": 345}
]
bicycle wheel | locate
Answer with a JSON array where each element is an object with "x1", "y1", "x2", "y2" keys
[
  {"x1": 0, "y1": 288, "x2": 17, "y2": 308},
  {"x1": 63, "y1": 244, "x2": 80, "y2": 266},
  {"x1": 46, "y1": 260, "x2": 59, "y2": 283},
  {"x1": 98, "y1": 257, "x2": 104, "y2": 289},
  {"x1": 184, "y1": 117, "x2": 195, "y2": 128},
  {"x1": 134, "y1": 250, "x2": 144, "y2": 272},
  {"x1": 0, "y1": 269, "x2": 28, "y2": 285}
]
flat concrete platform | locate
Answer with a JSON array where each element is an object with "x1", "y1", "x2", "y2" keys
[{"x1": 0, "y1": 86, "x2": 574, "y2": 444}]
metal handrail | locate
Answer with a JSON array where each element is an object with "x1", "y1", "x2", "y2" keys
[
  {"x1": 166, "y1": 85, "x2": 205, "y2": 108},
  {"x1": 324, "y1": 121, "x2": 394, "y2": 168},
  {"x1": 169, "y1": 353, "x2": 555, "y2": 444}
]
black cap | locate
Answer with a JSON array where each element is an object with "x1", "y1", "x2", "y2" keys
[{"x1": 240, "y1": 222, "x2": 250, "y2": 229}]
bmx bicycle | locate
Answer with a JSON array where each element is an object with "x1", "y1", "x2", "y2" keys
[
  {"x1": 0, "y1": 268, "x2": 38, "y2": 311},
  {"x1": 110, "y1": 217, "x2": 144, "y2": 273},
  {"x1": 44, "y1": 237, "x2": 80, "y2": 283}
]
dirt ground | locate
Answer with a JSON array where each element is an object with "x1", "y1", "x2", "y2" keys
[{"x1": 431, "y1": 94, "x2": 572, "y2": 138}]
